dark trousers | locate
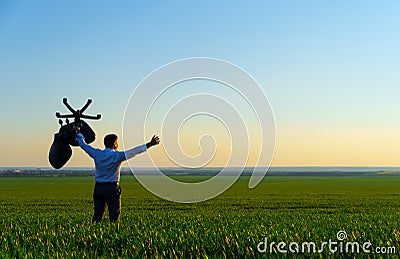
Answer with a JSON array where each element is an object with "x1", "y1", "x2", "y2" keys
[{"x1": 92, "y1": 182, "x2": 121, "y2": 223}]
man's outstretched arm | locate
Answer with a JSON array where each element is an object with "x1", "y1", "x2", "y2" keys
[
  {"x1": 76, "y1": 132, "x2": 99, "y2": 158},
  {"x1": 124, "y1": 135, "x2": 160, "y2": 160}
]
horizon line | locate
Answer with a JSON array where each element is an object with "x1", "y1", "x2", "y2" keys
[{"x1": 3, "y1": 165, "x2": 400, "y2": 170}]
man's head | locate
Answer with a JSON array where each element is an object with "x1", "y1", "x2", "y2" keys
[{"x1": 104, "y1": 134, "x2": 118, "y2": 150}]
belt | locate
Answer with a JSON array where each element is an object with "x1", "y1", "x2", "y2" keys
[{"x1": 95, "y1": 182, "x2": 119, "y2": 185}]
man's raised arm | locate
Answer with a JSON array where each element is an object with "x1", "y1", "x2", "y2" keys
[
  {"x1": 76, "y1": 133, "x2": 99, "y2": 158},
  {"x1": 124, "y1": 135, "x2": 160, "y2": 160}
]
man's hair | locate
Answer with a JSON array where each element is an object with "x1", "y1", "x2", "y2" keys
[{"x1": 104, "y1": 134, "x2": 118, "y2": 148}]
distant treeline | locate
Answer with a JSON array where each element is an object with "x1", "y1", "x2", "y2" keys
[
  {"x1": 1, "y1": 167, "x2": 400, "y2": 177},
  {"x1": 0, "y1": 168, "x2": 94, "y2": 177}
]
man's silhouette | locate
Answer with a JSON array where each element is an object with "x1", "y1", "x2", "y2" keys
[{"x1": 76, "y1": 132, "x2": 160, "y2": 223}]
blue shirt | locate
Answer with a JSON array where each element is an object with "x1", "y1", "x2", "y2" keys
[{"x1": 76, "y1": 135, "x2": 147, "y2": 183}]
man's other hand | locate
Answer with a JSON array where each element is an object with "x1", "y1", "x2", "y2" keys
[{"x1": 147, "y1": 135, "x2": 160, "y2": 148}]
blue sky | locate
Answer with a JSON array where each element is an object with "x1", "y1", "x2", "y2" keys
[{"x1": 1, "y1": 1, "x2": 400, "y2": 167}]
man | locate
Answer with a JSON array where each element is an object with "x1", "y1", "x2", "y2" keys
[{"x1": 76, "y1": 132, "x2": 160, "y2": 223}]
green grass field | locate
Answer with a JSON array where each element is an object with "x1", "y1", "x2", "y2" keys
[{"x1": 0, "y1": 176, "x2": 399, "y2": 258}]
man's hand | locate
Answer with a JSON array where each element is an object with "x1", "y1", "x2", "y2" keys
[
  {"x1": 146, "y1": 135, "x2": 160, "y2": 148},
  {"x1": 73, "y1": 125, "x2": 81, "y2": 132}
]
